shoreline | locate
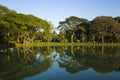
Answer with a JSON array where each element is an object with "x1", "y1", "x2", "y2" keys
[{"x1": 15, "y1": 42, "x2": 120, "y2": 47}]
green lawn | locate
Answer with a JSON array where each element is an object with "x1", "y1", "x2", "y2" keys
[{"x1": 15, "y1": 42, "x2": 120, "y2": 47}]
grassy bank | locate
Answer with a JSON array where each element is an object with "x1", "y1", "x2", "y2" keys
[{"x1": 15, "y1": 42, "x2": 120, "y2": 47}]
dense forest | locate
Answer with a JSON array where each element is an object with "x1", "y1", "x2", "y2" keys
[{"x1": 0, "y1": 5, "x2": 120, "y2": 45}]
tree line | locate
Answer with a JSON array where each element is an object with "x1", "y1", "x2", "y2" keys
[
  {"x1": 57, "y1": 16, "x2": 120, "y2": 43},
  {"x1": 0, "y1": 5, "x2": 120, "y2": 45},
  {"x1": 0, "y1": 5, "x2": 52, "y2": 45}
]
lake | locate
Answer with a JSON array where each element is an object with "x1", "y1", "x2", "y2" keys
[{"x1": 0, "y1": 46, "x2": 120, "y2": 80}]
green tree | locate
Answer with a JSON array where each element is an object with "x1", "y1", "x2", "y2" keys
[
  {"x1": 0, "y1": 5, "x2": 15, "y2": 14},
  {"x1": 41, "y1": 21, "x2": 52, "y2": 42},
  {"x1": 114, "y1": 16, "x2": 120, "y2": 23},
  {"x1": 0, "y1": 5, "x2": 52, "y2": 44},
  {"x1": 58, "y1": 16, "x2": 89, "y2": 42},
  {"x1": 90, "y1": 16, "x2": 120, "y2": 43}
]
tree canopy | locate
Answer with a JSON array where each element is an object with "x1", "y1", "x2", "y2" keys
[
  {"x1": 57, "y1": 16, "x2": 120, "y2": 43},
  {"x1": 90, "y1": 16, "x2": 120, "y2": 43},
  {"x1": 58, "y1": 16, "x2": 89, "y2": 42},
  {"x1": 0, "y1": 5, "x2": 120, "y2": 44},
  {"x1": 0, "y1": 5, "x2": 52, "y2": 44}
]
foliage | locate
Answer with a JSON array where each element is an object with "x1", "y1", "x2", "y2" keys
[
  {"x1": 57, "y1": 16, "x2": 120, "y2": 43},
  {"x1": 58, "y1": 16, "x2": 89, "y2": 42},
  {"x1": 0, "y1": 5, "x2": 120, "y2": 44},
  {"x1": 90, "y1": 16, "x2": 120, "y2": 43},
  {"x1": 0, "y1": 5, "x2": 52, "y2": 44}
]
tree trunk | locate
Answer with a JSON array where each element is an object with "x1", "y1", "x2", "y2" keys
[
  {"x1": 17, "y1": 33, "x2": 20, "y2": 43},
  {"x1": 71, "y1": 33, "x2": 75, "y2": 42},
  {"x1": 23, "y1": 32, "x2": 30, "y2": 44},
  {"x1": 7, "y1": 32, "x2": 10, "y2": 45},
  {"x1": 102, "y1": 36, "x2": 104, "y2": 43},
  {"x1": 30, "y1": 34, "x2": 35, "y2": 43}
]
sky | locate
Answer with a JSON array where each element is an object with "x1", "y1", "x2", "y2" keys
[{"x1": 0, "y1": 0, "x2": 120, "y2": 27}]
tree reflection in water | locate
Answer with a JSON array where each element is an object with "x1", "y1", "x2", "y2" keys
[
  {"x1": 57, "y1": 46, "x2": 120, "y2": 73},
  {"x1": 0, "y1": 46, "x2": 120, "y2": 80},
  {"x1": 0, "y1": 47, "x2": 53, "y2": 80}
]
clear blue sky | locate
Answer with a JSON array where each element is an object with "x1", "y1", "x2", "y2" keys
[{"x1": 0, "y1": 0, "x2": 120, "y2": 27}]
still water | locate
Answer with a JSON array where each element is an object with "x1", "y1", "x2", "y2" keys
[{"x1": 0, "y1": 46, "x2": 120, "y2": 80}]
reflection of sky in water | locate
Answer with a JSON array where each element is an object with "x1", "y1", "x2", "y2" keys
[
  {"x1": 24, "y1": 48, "x2": 120, "y2": 80},
  {"x1": 47, "y1": 49, "x2": 60, "y2": 61},
  {"x1": 24, "y1": 61, "x2": 120, "y2": 80},
  {"x1": 1, "y1": 46, "x2": 119, "y2": 80},
  {"x1": 36, "y1": 53, "x2": 45, "y2": 63}
]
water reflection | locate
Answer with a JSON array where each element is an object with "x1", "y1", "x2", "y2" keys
[
  {"x1": 0, "y1": 46, "x2": 120, "y2": 80},
  {"x1": 57, "y1": 46, "x2": 120, "y2": 73}
]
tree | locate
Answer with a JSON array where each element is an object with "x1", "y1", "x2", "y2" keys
[
  {"x1": 0, "y1": 5, "x2": 52, "y2": 44},
  {"x1": 0, "y1": 5, "x2": 15, "y2": 14},
  {"x1": 58, "y1": 32, "x2": 66, "y2": 42},
  {"x1": 75, "y1": 23, "x2": 88, "y2": 43},
  {"x1": 42, "y1": 21, "x2": 52, "y2": 42},
  {"x1": 58, "y1": 16, "x2": 89, "y2": 42},
  {"x1": 90, "y1": 16, "x2": 120, "y2": 43},
  {"x1": 114, "y1": 16, "x2": 120, "y2": 23}
]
